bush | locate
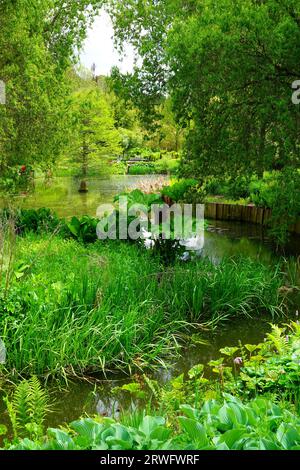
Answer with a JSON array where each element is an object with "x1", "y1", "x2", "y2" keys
[
  {"x1": 266, "y1": 169, "x2": 300, "y2": 244},
  {"x1": 128, "y1": 164, "x2": 156, "y2": 175},
  {"x1": 249, "y1": 169, "x2": 300, "y2": 244},
  {"x1": 1, "y1": 208, "x2": 62, "y2": 235},
  {"x1": 162, "y1": 179, "x2": 199, "y2": 202},
  {"x1": 249, "y1": 172, "x2": 279, "y2": 208},
  {"x1": 202, "y1": 177, "x2": 225, "y2": 195},
  {"x1": 224, "y1": 176, "x2": 251, "y2": 200}
]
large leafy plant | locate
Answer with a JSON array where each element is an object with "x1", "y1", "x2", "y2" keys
[
  {"x1": 5, "y1": 395, "x2": 300, "y2": 451},
  {"x1": 161, "y1": 179, "x2": 198, "y2": 203},
  {"x1": 66, "y1": 216, "x2": 99, "y2": 244},
  {"x1": 208, "y1": 322, "x2": 300, "y2": 401},
  {"x1": 178, "y1": 394, "x2": 300, "y2": 450},
  {"x1": 114, "y1": 189, "x2": 163, "y2": 212}
]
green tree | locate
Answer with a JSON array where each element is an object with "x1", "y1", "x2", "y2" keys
[
  {"x1": 70, "y1": 86, "x2": 121, "y2": 189},
  {"x1": 106, "y1": 0, "x2": 300, "y2": 177},
  {"x1": 0, "y1": 0, "x2": 101, "y2": 186}
]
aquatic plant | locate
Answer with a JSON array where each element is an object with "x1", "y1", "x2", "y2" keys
[
  {"x1": 0, "y1": 235, "x2": 286, "y2": 378},
  {"x1": 161, "y1": 179, "x2": 198, "y2": 203},
  {"x1": 3, "y1": 326, "x2": 300, "y2": 450}
]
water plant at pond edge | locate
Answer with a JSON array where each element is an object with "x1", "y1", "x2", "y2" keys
[
  {"x1": 145, "y1": 322, "x2": 300, "y2": 409},
  {"x1": 0, "y1": 233, "x2": 288, "y2": 379},
  {"x1": 2, "y1": 376, "x2": 50, "y2": 440},
  {"x1": 3, "y1": 326, "x2": 300, "y2": 452}
]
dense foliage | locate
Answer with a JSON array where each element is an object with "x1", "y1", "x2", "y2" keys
[
  {"x1": 4, "y1": 396, "x2": 300, "y2": 450},
  {"x1": 0, "y1": 1, "x2": 102, "y2": 179},
  {"x1": 0, "y1": 220, "x2": 287, "y2": 377},
  {"x1": 106, "y1": 0, "x2": 300, "y2": 178},
  {"x1": 2, "y1": 324, "x2": 300, "y2": 450}
]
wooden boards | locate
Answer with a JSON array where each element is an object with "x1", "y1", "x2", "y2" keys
[{"x1": 204, "y1": 203, "x2": 300, "y2": 234}]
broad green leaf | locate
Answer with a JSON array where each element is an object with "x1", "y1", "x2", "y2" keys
[
  {"x1": 178, "y1": 417, "x2": 209, "y2": 448},
  {"x1": 139, "y1": 416, "x2": 165, "y2": 438},
  {"x1": 188, "y1": 364, "x2": 204, "y2": 379},
  {"x1": 219, "y1": 347, "x2": 239, "y2": 357}
]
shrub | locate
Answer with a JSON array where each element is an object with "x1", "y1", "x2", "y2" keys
[
  {"x1": 161, "y1": 179, "x2": 199, "y2": 202},
  {"x1": 128, "y1": 164, "x2": 156, "y2": 175},
  {"x1": 0, "y1": 208, "x2": 62, "y2": 235},
  {"x1": 224, "y1": 176, "x2": 252, "y2": 200}
]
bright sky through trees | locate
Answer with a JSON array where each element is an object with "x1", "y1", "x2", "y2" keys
[{"x1": 80, "y1": 10, "x2": 135, "y2": 76}]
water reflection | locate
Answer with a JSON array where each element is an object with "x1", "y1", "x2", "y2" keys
[{"x1": 0, "y1": 175, "x2": 168, "y2": 218}]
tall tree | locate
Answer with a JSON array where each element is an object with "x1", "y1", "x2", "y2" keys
[
  {"x1": 70, "y1": 85, "x2": 121, "y2": 190},
  {"x1": 106, "y1": 0, "x2": 300, "y2": 177},
  {"x1": 0, "y1": 0, "x2": 101, "y2": 180}
]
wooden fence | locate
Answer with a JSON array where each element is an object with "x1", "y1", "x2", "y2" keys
[{"x1": 204, "y1": 202, "x2": 300, "y2": 235}]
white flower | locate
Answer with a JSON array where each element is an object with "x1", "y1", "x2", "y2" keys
[{"x1": 141, "y1": 227, "x2": 152, "y2": 239}]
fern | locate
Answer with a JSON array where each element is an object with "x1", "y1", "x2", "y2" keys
[
  {"x1": 5, "y1": 376, "x2": 49, "y2": 439},
  {"x1": 28, "y1": 376, "x2": 48, "y2": 431},
  {"x1": 3, "y1": 396, "x2": 18, "y2": 439},
  {"x1": 267, "y1": 325, "x2": 287, "y2": 354},
  {"x1": 13, "y1": 380, "x2": 31, "y2": 434}
]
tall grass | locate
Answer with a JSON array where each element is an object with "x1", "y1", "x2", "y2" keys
[{"x1": 0, "y1": 234, "x2": 285, "y2": 378}]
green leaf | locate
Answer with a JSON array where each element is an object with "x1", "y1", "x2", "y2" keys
[
  {"x1": 219, "y1": 347, "x2": 239, "y2": 357},
  {"x1": 0, "y1": 424, "x2": 7, "y2": 436},
  {"x1": 218, "y1": 429, "x2": 247, "y2": 449},
  {"x1": 179, "y1": 405, "x2": 199, "y2": 420},
  {"x1": 139, "y1": 416, "x2": 165, "y2": 438},
  {"x1": 276, "y1": 424, "x2": 300, "y2": 450},
  {"x1": 178, "y1": 417, "x2": 209, "y2": 448},
  {"x1": 70, "y1": 418, "x2": 104, "y2": 443},
  {"x1": 48, "y1": 428, "x2": 77, "y2": 450},
  {"x1": 188, "y1": 364, "x2": 204, "y2": 379},
  {"x1": 245, "y1": 344, "x2": 261, "y2": 353}
]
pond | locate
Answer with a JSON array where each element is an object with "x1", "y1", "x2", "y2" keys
[
  {"x1": 1, "y1": 175, "x2": 299, "y2": 261},
  {"x1": 0, "y1": 175, "x2": 169, "y2": 218},
  {"x1": 0, "y1": 175, "x2": 299, "y2": 431}
]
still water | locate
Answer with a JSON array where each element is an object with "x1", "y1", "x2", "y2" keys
[
  {"x1": 0, "y1": 176, "x2": 299, "y2": 428},
  {"x1": 1, "y1": 175, "x2": 168, "y2": 218}
]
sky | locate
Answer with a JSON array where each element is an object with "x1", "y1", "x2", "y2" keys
[{"x1": 80, "y1": 10, "x2": 135, "y2": 76}]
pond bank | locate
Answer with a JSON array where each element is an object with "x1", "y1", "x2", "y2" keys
[{"x1": 205, "y1": 202, "x2": 300, "y2": 235}]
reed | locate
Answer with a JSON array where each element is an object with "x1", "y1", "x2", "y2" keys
[{"x1": 0, "y1": 234, "x2": 286, "y2": 378}]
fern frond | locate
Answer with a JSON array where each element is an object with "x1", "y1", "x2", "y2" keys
[
  {"x1": 12, "y1": 380, "x2": 31, "y2": 435},
  {"x1": 3, "y1": 396, "x2": 18, "y2": 439},
  {"x1": 27, "y1": 376, "x2": 49, "y2": 431},
  {"x1": 267, "y1": 324, "x2": 287, "y2": 353},
  {"x1": 5, "y1": 376, "x2": 49, "y2": 439}
]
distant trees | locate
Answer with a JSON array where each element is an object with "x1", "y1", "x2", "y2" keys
[{"x1": 109, "y1": 68, "x2": 184, "y2": 155}]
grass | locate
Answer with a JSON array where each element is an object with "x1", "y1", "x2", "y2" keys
[{"x1": 0, "y1": 232, "x2": 287, "y2": 379}]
